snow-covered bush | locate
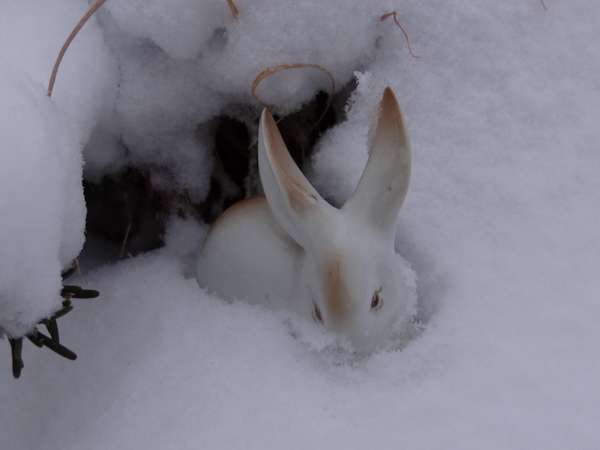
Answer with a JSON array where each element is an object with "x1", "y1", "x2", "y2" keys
[{"x1": 0, "y1": 0, "x2": 115, "y2": 339}]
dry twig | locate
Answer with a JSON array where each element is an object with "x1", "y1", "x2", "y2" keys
[
  {"x1": 119, "y1": 192, "x2": 133, "y2": 260},
  {"x1": 47, "y1": 0, "x2": 109, "y2": 97},
  {"x1": 381, "y1": 12, "x2": 420, "y2": 59},
  {"x1": 227, "y1": 0, "x2": 239, "y2": 18},
  {"x1": 251, "y1": 63, "x2": 336, "y2": 129}
]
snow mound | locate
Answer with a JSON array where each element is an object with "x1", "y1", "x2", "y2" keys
[{"x1": 0, "y1": 0, "x2": 116, "y2": 336}]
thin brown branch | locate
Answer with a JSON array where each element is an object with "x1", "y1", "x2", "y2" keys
[
  {"x1": 47, "y1": 0, "x2": 109, "y2": 97},
  {"x1": 119, "y1": 192, "x2": 133, "y2": 260},
  {"x1": 227, "y1": 0, "x2": 239, "y2": 18},
  {"x1": 75, "y1": 258, "x2": 84, "y2": 281},
  {"x1": 251, "y1": 63, "x2": 336, "y2": 129},
  {"x1": 381, "y1": 11, "x2": 420, "y2": 59},
  {"x1": 540, "y1": 0, "x2": 547, "y2": 10}
]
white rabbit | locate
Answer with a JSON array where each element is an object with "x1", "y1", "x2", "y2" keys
[{"x1": 196, "y1": 87, "x2": 414, "y2": 351}]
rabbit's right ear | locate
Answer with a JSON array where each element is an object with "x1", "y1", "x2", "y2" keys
[
  {"x1": 342, "y1": 87, "x2": 411, "y2": 237},
  {"x1": 258, "y1": 109, "x2": 335, "y2": 248}
]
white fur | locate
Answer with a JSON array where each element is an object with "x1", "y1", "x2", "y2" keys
[{"x1": 197, "y1": 87, "x2": 413, "y2": 351}]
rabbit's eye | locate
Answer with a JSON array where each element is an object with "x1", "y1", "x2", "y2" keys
[
  {"x1": 312, "y1": 303, "x2": 323, "y2": 323},
  {"x1": 371, "y1": 287, "x2": 383, "y2": 311}
]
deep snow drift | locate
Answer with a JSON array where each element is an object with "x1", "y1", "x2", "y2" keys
[{"x1": 1, "y1": 0, "x2": 600, "y2": 448}]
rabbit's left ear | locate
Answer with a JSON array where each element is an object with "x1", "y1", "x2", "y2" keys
[{"x1": 342, "y1": 87, "x2": 411, "y2": 236}]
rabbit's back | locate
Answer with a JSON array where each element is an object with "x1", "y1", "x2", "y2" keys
[{"x1": 196, "y1": 195, "x2": 304, "y2": 312}]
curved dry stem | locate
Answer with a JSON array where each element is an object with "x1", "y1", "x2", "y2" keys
[
  {"x1": 119, "y1": 192, "x2": 133, "y2": 260},
  {"x1": 251, "y1": 63, "x2": 336, "y2": 129},
  {"x1": 75, "y1": 258, "x2": 84, "y2": 281},
  {"x1": 227, "y1": 0, "x2": 239, "y2": 18},
  {"x1": 47, "y1": 0, "x2": 109, "y2": 97},
  {"x1": 381, "y1": 12, "x2": 420, "y2": 59}
]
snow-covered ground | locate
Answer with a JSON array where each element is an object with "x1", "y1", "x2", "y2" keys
[{"x1": 1, "y1": 0, "x2": 599, "y2": 448}]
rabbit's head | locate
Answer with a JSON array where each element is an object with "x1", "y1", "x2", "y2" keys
[{"x1": 259, "y1": 87, "x2": 412, "y2": 351}]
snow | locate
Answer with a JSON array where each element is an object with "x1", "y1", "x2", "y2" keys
[
  {"x1": 0, "y1": 0, "x2": 114, "y2": 336},
  {"x1": 1, "y1": 0, "x2": 600, "y2": 448},
  {"x1": 0, "y1": 70, "x2": 72, "y2": 336}
]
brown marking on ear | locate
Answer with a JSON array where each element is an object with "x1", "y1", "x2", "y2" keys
[
  {"x1": 377, "y1": 86, "x2": 409, "y2": 156},
  {"x1": 322, "y1": 250, "x2": 351, "y2": 323},
  {"x1": 262, "y1": 110, "x2": 319, "y2": 213}
]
